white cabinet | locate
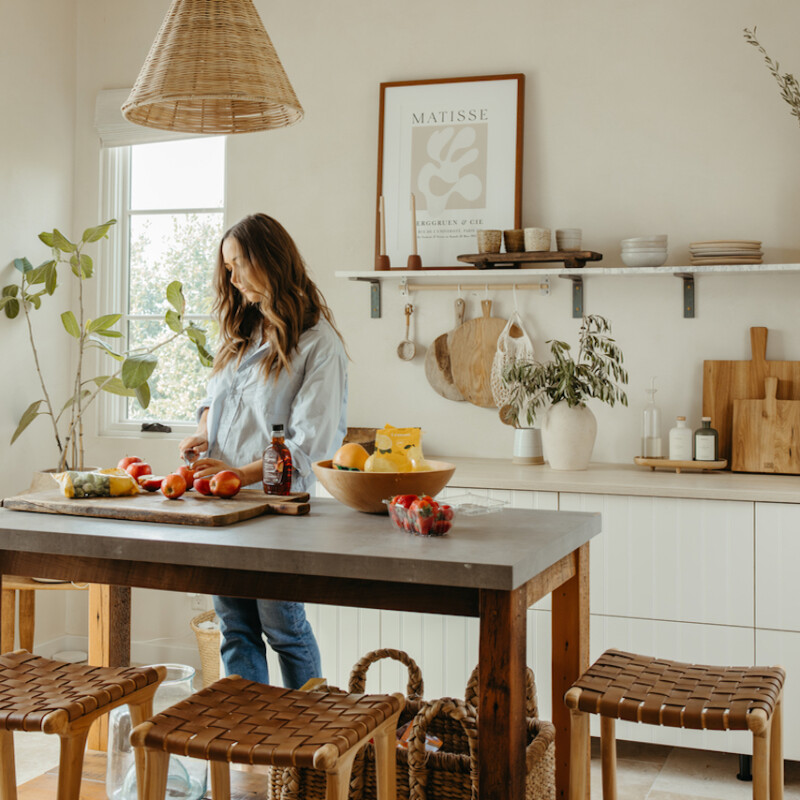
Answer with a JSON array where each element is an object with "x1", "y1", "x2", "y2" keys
[
  {"x1": 755, "y1": 502, "x2": 800, "y2": 632},
  {"x1": 756, "y1": 628, "x2": 800, "y2": 760}
]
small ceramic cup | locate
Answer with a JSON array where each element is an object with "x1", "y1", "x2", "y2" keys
[
  {"x1": 477, "y1": 229, "x2": 502, "y2": 254},
  {"x1": 524, "y1": 227, "x2": 551, "y2": 252},
  {"x1": 503, "y1": 229, "x2": 525, "y2": 253},
  {"x1": 556, "y1": 228, "x2": 582, "y2": 251}
]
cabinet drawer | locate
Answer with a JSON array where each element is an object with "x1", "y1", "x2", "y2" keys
[{"x1": 756, "y1": 502, "x2": 800, "y2": 631}]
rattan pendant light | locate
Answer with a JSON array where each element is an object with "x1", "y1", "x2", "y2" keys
[{"x1": 122, "y1": 0, "x2": 303, "y2": 135}]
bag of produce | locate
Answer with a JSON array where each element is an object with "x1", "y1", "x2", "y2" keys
[
  {"x1": 52, "y1": 468, "x2": 140, "y2": 498},
  {"x1": 365, "y1": 424, "x2": 430, "y2": 472}
]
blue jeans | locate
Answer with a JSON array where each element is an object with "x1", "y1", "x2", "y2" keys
[{"x1": 212, "y1": 596, "x2": 322, "y2": 688}]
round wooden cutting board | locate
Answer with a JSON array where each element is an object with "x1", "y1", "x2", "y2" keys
[
  {"x1": 424, "y1": 298, "x2": 466, "y2": 401},
  {"x1": 448, "y1": 299, "x2": 507, "y2": 408}
]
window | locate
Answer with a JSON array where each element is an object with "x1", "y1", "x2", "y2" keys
[{"x1": 100, "y1": 136, "x2": 225, "y2": 433}]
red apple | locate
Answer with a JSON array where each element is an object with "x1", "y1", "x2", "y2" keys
[
  {"x1": 176, "y1": 465, "x2": 195, "y2": 488},
  {"x1": 161, "y1": 473, "x2": 187, "y2": 500},
  {"x1": 193, "y1": 476, "x2": 213, "y2": 496},
  {"x1": 138, "y1": 474, "x2": 165, "y2": 492},
  {"x1": 118, "y1": 455, "x2": 143, "y2": 471},
  {"x1": 126, "y1": 461, "x2": 152, "y2": 480},
  {"x1": 210, "y1": 470, "x2": 242, "y2": 498}
]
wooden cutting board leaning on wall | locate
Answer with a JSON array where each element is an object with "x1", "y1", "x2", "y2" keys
[
  {"x1": 703, "y1": 326, "x2": 800, "y2": 468},
  {"x1": 732, "y1": 377, "x2": 800, "y2": 474},
  {"x1": 448, "y1": 299, "x2": 508, "y2": 408}
]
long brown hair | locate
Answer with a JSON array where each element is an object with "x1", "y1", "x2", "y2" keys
[{"x1": 211, "y1": 213, "x2": 342, "y2": 379}]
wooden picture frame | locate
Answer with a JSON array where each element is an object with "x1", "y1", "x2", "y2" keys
[{"x1": 376, "y1": 74, "x2": 524, "y2": 270}]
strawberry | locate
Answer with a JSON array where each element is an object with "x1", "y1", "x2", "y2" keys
[{"x1": 409, "y1": 497, "x2": 437, "y2": 536}]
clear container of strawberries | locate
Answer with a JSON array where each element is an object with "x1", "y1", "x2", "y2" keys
[{"x1": 385, "y1": 494, "x2": 454, "y2": 536}]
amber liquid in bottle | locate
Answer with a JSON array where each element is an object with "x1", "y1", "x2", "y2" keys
[{"x1": 262, "y1": 424, "x2": 293, "y2": 495}]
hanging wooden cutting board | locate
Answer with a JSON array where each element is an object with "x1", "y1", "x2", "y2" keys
[
  {"x1": 448, "y1": 299, "x2": 507, "y2": 408},
  {"x1": 703, "y1": 327, "x2": 800, "y2": 467},
  {"x1": 732, "y1": 377, "x2": 800, "y2": 474},
  {"x1": 424, "y1": 298, "x2": 466, "y2": 402}
]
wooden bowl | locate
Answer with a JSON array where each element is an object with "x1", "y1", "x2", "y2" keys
[{"x1": 312, "y1": 460, "x2": 456, "y2": 514}]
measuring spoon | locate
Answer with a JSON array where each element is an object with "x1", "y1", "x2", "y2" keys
[{"x1": 397, "y1": 303, "x2": 416, "y2": 360}]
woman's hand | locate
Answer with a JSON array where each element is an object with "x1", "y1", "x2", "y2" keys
[
  {"x1": 192, "y1": 458, "x2": 243, "y2": 481},
  {"x1": 179, "y1": 433, "x2": 208, "y2": 464}
]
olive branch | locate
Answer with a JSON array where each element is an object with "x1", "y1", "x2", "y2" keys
[{"x1": 744, "y1": 27, "x2": 800, "y2": 127}]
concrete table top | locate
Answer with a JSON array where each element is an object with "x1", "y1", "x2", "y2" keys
[{"x1": 0, "y1": 498, "x2": 600, "y2": 592}]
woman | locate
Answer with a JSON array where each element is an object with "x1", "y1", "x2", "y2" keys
[{"x1": 180, "y1": 213, "x2": 347, "y2": 688}]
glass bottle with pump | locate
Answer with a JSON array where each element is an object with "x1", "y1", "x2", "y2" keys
[
  {"x1": 694, "y1": 417, "x2": 719, "y2": 461},
  {"x1": 262, "y1": 424, "x2": 293, "y2": 495},
  {"x1": 669, "y1": 416, "x2": 693, "y2": 461},
  {"x1": 641, "y1": 377, "x2": 663, "y2": 458}
]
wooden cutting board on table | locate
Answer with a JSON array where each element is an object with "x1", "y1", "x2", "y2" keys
[
  {"x1": 1, "y1": 488, "x2": 310, "y2": 526},
  {"x1": 703, "y1": 327, "x2": 800, "y2": 468},
  {"x1": 448, "y1": 299, "x2": 508, "y2": 408},
  {"x1": 732, "y1": 377, "x2": 800, "y2": 474}
]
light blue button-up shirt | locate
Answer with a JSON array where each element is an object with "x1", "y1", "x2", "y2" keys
[{"x1": 198, "y1": 318, "x2": 347, "y2": 492}]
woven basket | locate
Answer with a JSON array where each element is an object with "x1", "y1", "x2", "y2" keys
[
  {"x1": 269, "y1": 649, "x2": 554, "y2": 800},
  {"x1": 190, "y1": 610, "x2": 220, "y2": 688}
]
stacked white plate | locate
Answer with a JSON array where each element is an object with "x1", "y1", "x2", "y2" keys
[
  {"x1": 690, "y1": 240, "x2": 763, "y2": 265},
  {"x1": 621, "y1": 235, "x2": 668, "y2": 268}
]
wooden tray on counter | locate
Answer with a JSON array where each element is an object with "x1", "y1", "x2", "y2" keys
[
  {"x1": 457, "y1": 250, "x2": 603, "y2": 270},
  {"x1": 634, "y1": 457, "x2": 728, "y2": 474},
  {"x1": 1, "y1": 488, "x2": 310, "y2": 526}
]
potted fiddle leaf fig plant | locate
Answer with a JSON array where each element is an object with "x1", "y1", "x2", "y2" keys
[
  {"x1": 1, "y1": 219, "x2": 213, "y2": 472},
  {"x1": 502, "y1": 314, "x2": 628, "y2": 470}
]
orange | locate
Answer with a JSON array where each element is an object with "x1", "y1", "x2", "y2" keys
[{"x1": 332, "y1": 442, "x2": 370, "y2": 471}]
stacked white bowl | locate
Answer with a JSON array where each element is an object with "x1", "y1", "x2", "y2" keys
[{"x1": 620, "y1": 235, "x2": 668, "y2": 267}]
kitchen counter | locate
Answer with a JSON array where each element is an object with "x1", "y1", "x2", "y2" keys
[{"x1": 438, "y1": 457, "x2": 800, "y2": 503}]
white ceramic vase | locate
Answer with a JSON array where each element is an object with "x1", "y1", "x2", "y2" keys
[
  {"x1": 541, "y1": 401, "x2": 597, "y2": 470},
  {"x1": 512, "y1": 428, "x2": 544, "y2": 465}
]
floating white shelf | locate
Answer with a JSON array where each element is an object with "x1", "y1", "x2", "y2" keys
[{"x1": 335, "y1": 263, "x2": 800, "y2": 318}]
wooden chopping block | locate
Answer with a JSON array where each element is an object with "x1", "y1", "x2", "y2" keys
[
  {"x1": 448, "y1": 299, "x2": 507, "y2": 408},
  {"x1": 424, "y1": 297, "x2": 466, "y2": 401},
  {"x1": 732, "y1": 377, "x2": 800, "y2": 474},
  {"x1": 703, "y1": 327, "x2": 800, "y2": 466}
]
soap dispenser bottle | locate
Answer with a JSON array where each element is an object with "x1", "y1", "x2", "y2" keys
[{"x1": 642, "y1": 377, "x2": 663, "y2": 458}]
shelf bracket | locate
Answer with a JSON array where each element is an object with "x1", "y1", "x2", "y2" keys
[
  {"x1": 674, "y1": 272, "x2": 695, "y2": 318},
  {"x1": 353, "y1": 277, "x2": 382, "y2": 318},
  {"x1": 559, "y1": 275, "x2": 584, "y2": 318}
]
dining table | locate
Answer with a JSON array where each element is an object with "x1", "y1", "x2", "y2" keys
[{"x1": 0, "y1": 497, "x2": 600, "y2": 800}]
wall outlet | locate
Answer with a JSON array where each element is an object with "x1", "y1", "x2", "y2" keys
[{"x1": 189, "y1": 593, "x2": 207, "y2": 611}]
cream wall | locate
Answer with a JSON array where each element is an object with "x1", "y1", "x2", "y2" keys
[{"x1": 6, "y1": 0, "x2": 800, "y2": 662}]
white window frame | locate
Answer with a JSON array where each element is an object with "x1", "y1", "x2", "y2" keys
[{"x1": 97, "y1": 140, "x2": 224, "y2": 437}]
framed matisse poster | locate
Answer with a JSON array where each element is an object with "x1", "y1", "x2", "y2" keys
[{"x1": 376, "y1": 74, "x2": 524, "y2": 269}]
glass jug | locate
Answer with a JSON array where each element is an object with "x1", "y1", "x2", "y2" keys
[{"x1": 106, "y1": 664, "x2": 208, "y2": 800}]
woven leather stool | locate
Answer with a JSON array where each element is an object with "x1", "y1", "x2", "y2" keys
[
  {"x1": 565, "y1": 649, "x2": 785, "y2": 800},
  {"x1": 131, "y1": 675, "x2": 403, "y2": 800},
  {"x1": 0, "y1": 649, "x2": 165, "y2": 800}
]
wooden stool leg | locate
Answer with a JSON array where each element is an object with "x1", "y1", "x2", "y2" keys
[
  {"x1": 1, "y1": 590, "x2": 15, "y2": 654},
  {"x1": 209, "y1": 761, "x2": 231, "y2": 800},
  {"x1": 142, "y1": 748, "x2": 170, "y2": 800},
  {"x1": 770, "y1": 699, "x2": 784, "y2": 800},
  {"x1": 373, "y1": 724, "x2": 397, "y2": 800},
  {"x1": 600, "y1": 716, "x2": 617, "y2": 800},
  {"x1": 0, "y1": 730, "x2": 17, "y2": 800},
  {"x1": 56, "y1": 729, "x2": 89, "y2": 800},
  {"x1": 17, "y1": 591, "x2": 34, "y2": 653},
  {"x1": 753, "y1": 724, "x2": 771, "y2": 800},
  {"x1": 568, "y1": 707, "x2": 589, "y2": 800},
  {"x1": 325, "y1": 751, "x2": 357, "y2": 800},
  {"x1": 129, "y1": 696, "x2": 156, "y2": 799}
]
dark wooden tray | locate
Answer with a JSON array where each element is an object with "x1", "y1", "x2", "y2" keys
[{"x1": 457, "y1": 250, "x2": 603, "y2": 269}]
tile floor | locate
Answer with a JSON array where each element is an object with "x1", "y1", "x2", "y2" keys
[{"x1": 10, "y1": 734, "x2": 800, "y2": 798}]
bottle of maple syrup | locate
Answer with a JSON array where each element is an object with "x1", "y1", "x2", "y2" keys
[{"x1": 262, "y1": 424, "x2": 293, "y2": 495}]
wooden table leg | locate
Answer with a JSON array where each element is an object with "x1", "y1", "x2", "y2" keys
[
  {"x1": 551, "y1": 544, "x2": 590, "y2": 800},
  {"x1": 477, "y1": 587, "x2": 527, "y2": 800},
  {"x1": 1, "y1": 589, "x2": 15, "y2": 654},
  {"x1": 87, "y1": 584, "x2": 131, "y2": 751}
]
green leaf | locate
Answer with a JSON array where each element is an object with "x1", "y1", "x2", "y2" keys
[
  {"x1": 70, "y1": 253, "x2": 93, "y2": 278},
  {"x1": 10, "y1": 400, "x2": 43, "y2": 445},
  {"x1": 51, "y1": 229, "x2": 76, "y2": 253},
  {"x1": 61, "y1": 310, "x2": 81, "y2": 338},
  {"x1": 166, "y1": 281, "x2": 185, "y2": 314},
  {"x1": 59, "y1": 389, "x2": 91, "y2": 414},
  {"x1": 186, "y1": 324, "x2": 206, "y2": 346},
  {"x1": 38, "y1": 231, "x2": 55, "y2": 247},
  {"x1": 44, "y1": 261, "x2": 57, "y2": 294},
  {"x1": 195, "y1": 342, "x2": 214, "y2": 367},
  {"x1": 135, "y1": 381, "x2": 151, "y2": 408},
  {"x1": 2, "y1": 285, "x2": 19, "y2": 297},
  {"x1": 2, "y1": 297, "x2": 19, "y2": 318},
  {"x1": 86, "y1": 335, "x2": 124, "y2": 360},
  {"x1": 82, "y1": 219, "x2": 116, "y2": 243},
  {"x1": 165, "y1": 308, "x2": 182, "y2": 333},
  {"x1": 27, "y1": 293, "x2": 41, "y2": 310},
  {"x1": 87, "y1": 313, "x2": 121, "y2": 332},
  {"x1": 13, "y1": 257, "x2": 32, "y2": 274},
  {"x1": 122, "y1": 353, "x2": 157, "y2": 388},
  {"x1": 92, "y1": 376, "x2": 136, "y2": 397},
  {"x1": 95, "y1": 329, "x2": 123, "y2": 338}
]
